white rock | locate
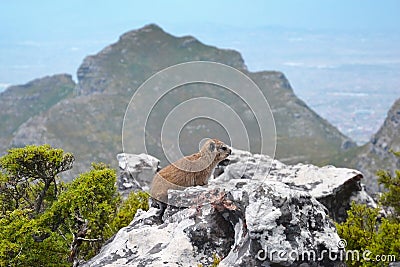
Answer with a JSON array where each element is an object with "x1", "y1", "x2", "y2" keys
[{"x1": 91, "y1": 148, "x2": 376, "y2": 266}]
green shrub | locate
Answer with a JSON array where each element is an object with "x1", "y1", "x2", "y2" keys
[
  {"x1": 110, "y1": 191, "x2": 149, "y2": 233},
  {"x1": 336, "y1": 151, "x2": 400, "y2": 267},
  {"x1": 0, "y1": 145, "x2": 150, "y2": 266},
  {"x1": 41, "y1": 162, "x2": 121, "y2": 262},
  {"x1": 0, "y1": 144, "x2": 73, "y2": 216}
]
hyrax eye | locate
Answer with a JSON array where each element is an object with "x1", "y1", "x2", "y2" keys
[{"x1": 221, "y1": 147, "x2": 227, "y2": 151}]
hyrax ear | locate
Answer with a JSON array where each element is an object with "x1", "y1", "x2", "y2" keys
[{"x1": 208, "y1": 141, "x2": 216, "y2": 152}]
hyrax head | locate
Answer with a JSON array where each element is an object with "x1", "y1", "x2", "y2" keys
[{"x1": 201, "y1": 138, "x2": 231, "y2": 162}]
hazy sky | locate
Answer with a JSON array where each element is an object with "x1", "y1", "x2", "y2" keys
[{"x1": 2, "y1": 0, "x2": 399, "y2": 41}]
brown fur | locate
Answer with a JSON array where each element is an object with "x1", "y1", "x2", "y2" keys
[{"x1": 150, "y1": 139, "x2": 231, "y2": 204}]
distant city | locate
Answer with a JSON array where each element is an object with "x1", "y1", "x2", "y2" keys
[
  {"x1": 1, "y1": 26, "x2": 399, "y2": 145},
  {"x1": 199, "y1": 27, "x2": 400, "y2": 145},
  {"x1": 281, "y1": 62, "x2": 399, "y2": 144}
]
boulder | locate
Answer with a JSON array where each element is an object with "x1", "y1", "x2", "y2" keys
[
  {"x1": 220, "y1": 149, "x2": 375, "y2": 222},
  {"x1": 116, "y1": 153, "x2": 159, "y2": 198},
  {"x1": 83, "y1": 180, "x2": 344, "y2": 267},
  {"x1": 83, "y1": 149, "x2": 375, "y2": 266},
  {"x1": 116, "y1": 149, "x2": 375, "y2": 221}
]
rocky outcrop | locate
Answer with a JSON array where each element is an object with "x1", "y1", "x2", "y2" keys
[
  {"x1": 84, "y1": 183, "x2": 343, "y2": 267},
  {"x1": 222, "y1": 149, "x2": 374, "y2": 222},
  {"x1": 342, "y1": 98, "x2": 400, "y2": 194},
  {"x1": 116, "y1": 148, "x2": 374, "y2": 222},
  {"x1": 84, "y1": 149, "x2": 375, "y2": 266}
]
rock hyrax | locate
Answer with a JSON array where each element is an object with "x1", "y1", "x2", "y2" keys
[{"x1": 150, "y1": 139, "x2": 231, "y2": 205}]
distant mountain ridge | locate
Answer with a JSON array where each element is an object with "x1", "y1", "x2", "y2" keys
[
  {"x1": 335, "y1": 97, "x2": 400, "y2": 193},
  {"x1": 0, "y1": 24, "x2": 354, "y2": 180},
  {"x1": 0, "y1": 74, "x2": 75, "y2": 152}
]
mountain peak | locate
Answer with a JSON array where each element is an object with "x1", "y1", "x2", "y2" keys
[
  {"x1": 140, "y1": 23, "x2": 164, "y2": 32},
  {"x1": 77, "y1": 24, "x2": 247, "y2": 95},
  {"x1": 119, "y1": 23, "x2": 165, "y2": 40}
]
